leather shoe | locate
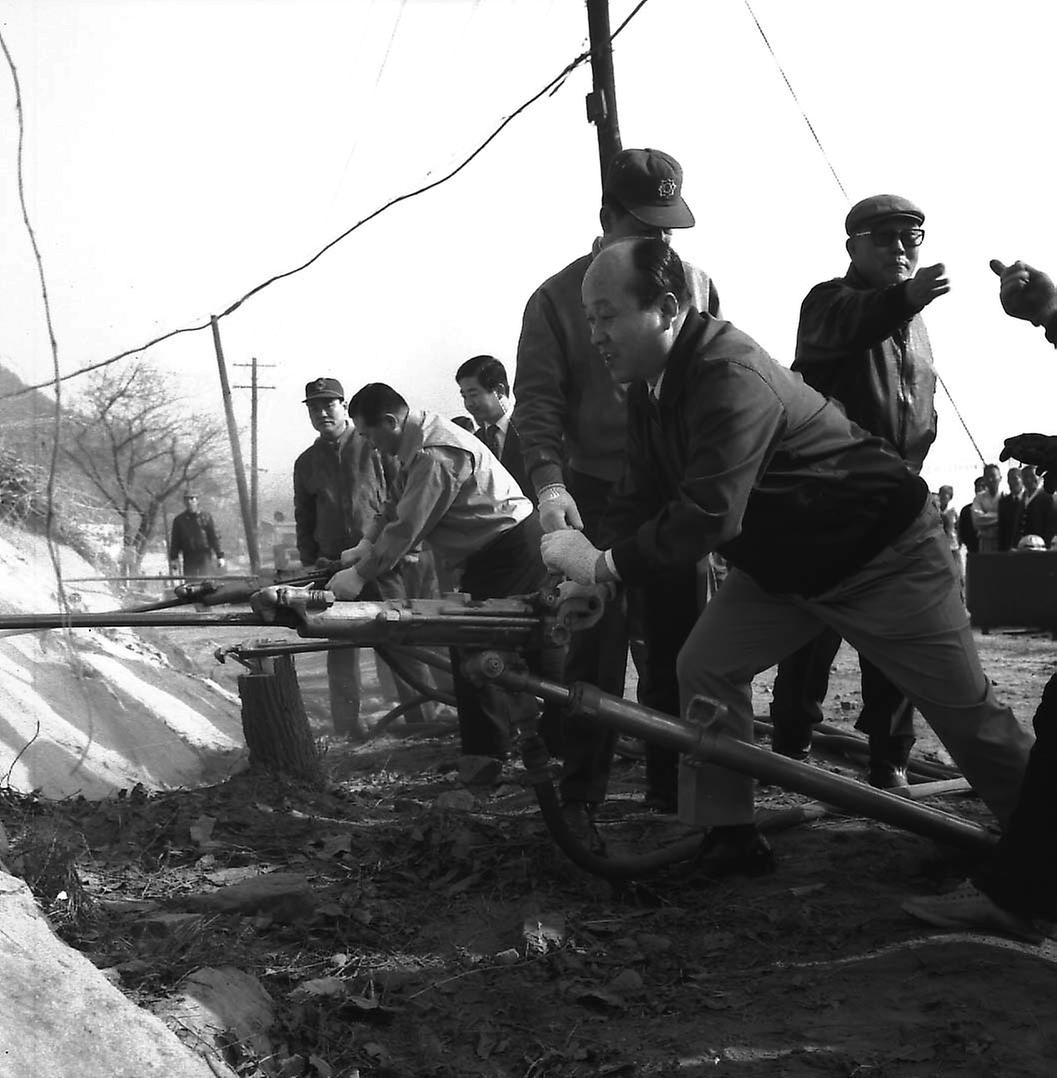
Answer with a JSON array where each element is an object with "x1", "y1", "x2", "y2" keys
[
  {"x1": 691, "y1": 824, "x2": 775, "y2": 879},
  {"x1": 770, "y1": 722, "x2": 812, "y2": 761},
  {"x1": 867, "y1": 763, "x2": 910, "y2": 790}
]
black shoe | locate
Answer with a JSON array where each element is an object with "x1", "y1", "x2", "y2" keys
[
  {"x1": 770, "y1": 722, "x2": 813, "y2": 761},
  {"x1": 691, "y1": 824, "x2": 775, "y2": 879},
  {"x1": 867, "y1": 764, "x2": 910, "y2": 790},
  {"x1": 866, "y1": 733, "x2": 913, "y2": 789}
]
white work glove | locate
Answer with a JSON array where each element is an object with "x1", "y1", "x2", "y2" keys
[
  {"x1": 541, "y1": 529, "x2": 603, "y2": 585},
  {"x1": 327, "y1": 566, "x2": 365, "y2": 600},
  {"x1": 538, "y1": 483, "x2": 584, "y2": 534},
  {"x1": 216, "y1": 557, "x2": 226, "y2": 570},
  {"x1": 340, "y1": 539, "x2": 372, "y2": 567}
]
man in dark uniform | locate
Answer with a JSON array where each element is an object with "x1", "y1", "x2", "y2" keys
[
  {"x1": 168, "y1": 492, "x2": 224, "y2": 578},
  {"x1": 768, "y1": 194, "x2": 950, "y2": 789}
]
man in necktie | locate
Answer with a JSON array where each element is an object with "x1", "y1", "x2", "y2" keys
[{"x1": 455, "y1": 355, "x2": 532, "y2": 501}]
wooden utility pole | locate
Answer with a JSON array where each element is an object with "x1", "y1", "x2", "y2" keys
[
  {"x1": 585, "y1": 0, "x2": 623, "y2": 187},
  {"x1": 234, "y1": 357, "x2": 275, "y2": 568},
  {"x1": 211, "y1": 317, "x2": 262, "y2": 574}
]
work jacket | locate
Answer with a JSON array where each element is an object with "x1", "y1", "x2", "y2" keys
[
  {"x1": 513, "y1": 247, "x2": 720, "y2": 492},
  {"x1": 792, "y1": 266, "x2": 937, "y2": 474},
  {"x1": 603, "y1": 309, "x2": 927, "y2": 597},
  {"x1": 169, "y1": 511, "x2": 223, "y2": 562},
  {"x1": 293, "y1": 424, "x2": 396, "y2": 564}
]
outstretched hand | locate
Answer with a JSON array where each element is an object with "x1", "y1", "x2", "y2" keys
[
  {"x1": 989, "y1": 259, "x2": 1057, "y2": 325},
  {"x1": 1001, "y1": 433, "x2": 1057, "y2": 480}
]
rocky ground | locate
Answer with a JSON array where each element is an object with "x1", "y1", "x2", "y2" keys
[{"x1": 3, "y1": 631, "x2": 1057, "y2": 1078}]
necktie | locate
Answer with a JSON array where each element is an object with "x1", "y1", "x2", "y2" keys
[{"x1": 485, "y1": 424, "x2": 501, "y2": 456}]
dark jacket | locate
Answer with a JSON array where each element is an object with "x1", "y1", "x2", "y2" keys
[
  {"x1": 293, "y1": 424, "x2": 396, "y2": 564},
  {"x1": 169, "y1": 510, "x2": 223, "y2": 562},
  {"x1": 792, "y1": 266, "x2": 937, "y2": 473},
  {"x1": 475, "y1": 421, "x2": 533, "y2": 503},
  {"x1": 603, "y1": 309, "x2": 927, "y2": 597},
  {"x1": 958, "y1": 502, "x2": 978, "y2": 553},
  {"x1": 1021, "y1": 489, "x2": 1057, "y2": 547},
  {"x1": 513, "y1": 249, "x2": 720, "y2": 491},
  {"x1": 998, "y1": 493, "x2": 1025, "y2": 551}
]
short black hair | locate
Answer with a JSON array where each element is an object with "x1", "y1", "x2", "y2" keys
[
  {"x1": 625, "y1": 237, "x2": 690, "y2": 309},
  {"x1": 455, "y1": 355, "x2": 509, "y2": 395},
  {"x1": 347, "y1": 383, "x2": 409, "y2": 426},
  {"x1": 451, "y1": 415, "x2": 476, "y2": 432}
]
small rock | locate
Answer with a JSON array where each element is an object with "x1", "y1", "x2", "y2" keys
[
  {"x1": 607, "y1": 969, "x2": 644, "y2": 995},
  {"x1": 457, "y1": 755, "x2": 503, "y2": 787},
  {"x1": 156, "y1": 966, "x2": 275, "y2": 1060},
  {"x1": 494, "y1": 948, "x2": 519, "y2": 965},
  {"x1": 178, "y1": 872, "x2": 316, "y2": 923},
  {"x1": 433, "y1": 789, "x2": 476, "y2": 813}
]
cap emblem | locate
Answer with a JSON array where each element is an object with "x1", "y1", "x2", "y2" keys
[{"x1": 657, "y1": 178, "x2": 677, "y2": 200}]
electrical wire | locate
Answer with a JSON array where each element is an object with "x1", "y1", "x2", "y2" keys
[
  {"x1": 0, "y1": 0, "x2": 652, "y2": 402},
  {"x1": 742, "y1": 0, "x2": 849, "y2": 202},
  {"x1": 741, "y1": 0, "x2": 987, "y2": 468}
]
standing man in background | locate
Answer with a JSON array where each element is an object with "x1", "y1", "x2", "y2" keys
[
  {"x1": 169, "y1": 492, "x2": 225, "y2": 579},
  {"x1": 455, "y1": 355, "x2": 532, "y2": 500},
  {"x1": 971, "y1": 464, "x2": 1003, "y2": 552},
  {"x1": 513, "y1": 147, "x2": 721, "y2": 827},
  {"x1": 769, "y1": 195, "x2": 948, "y2": 789},
  {"x1": 294, "y1": 377, "x2": 434, "y2": 738},
  {"x1": 998, "y1": 466, "x2": 1025, "y2": 550}
]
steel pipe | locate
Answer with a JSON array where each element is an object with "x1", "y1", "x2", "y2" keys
[{"x1": 470, "y1": 660, "x2": 996, "y2": 855}]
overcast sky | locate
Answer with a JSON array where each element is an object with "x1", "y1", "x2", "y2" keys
[{"x1": 2, "y1": 0, "x2": 1056, "y2": 518}]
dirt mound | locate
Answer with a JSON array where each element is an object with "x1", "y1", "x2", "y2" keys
[{"x1": 0, "y1": 524, "x2": 245, "y2": 797}]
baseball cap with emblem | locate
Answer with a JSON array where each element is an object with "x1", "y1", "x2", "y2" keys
[
  {"x1": 603, "y1": 148, "x2": 695, "y2": 229},
  {"x1": 303, "y1": 377, "x2": 344, "y2": 402},
  {"x1": 845, "y1": 194, "x2": 925, "y2": 235}
]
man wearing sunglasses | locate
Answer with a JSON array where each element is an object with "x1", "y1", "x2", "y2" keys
[{"x1": 769, "y1": 195, "x2": 950, "y2": 789}]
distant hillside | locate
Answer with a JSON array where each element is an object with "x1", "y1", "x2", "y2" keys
[{"x1": 0, "y1": 364, "x2": 61, "y2": 469}]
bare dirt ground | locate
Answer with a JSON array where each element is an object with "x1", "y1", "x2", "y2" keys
[{"x1": 5, "y1": 631, "x2": 1057, "y2": 1078}]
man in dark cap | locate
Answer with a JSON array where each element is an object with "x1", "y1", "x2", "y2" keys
[
  {"x1": 768, "y1": 194, "x2": 950, "y2": 789},
  {"x1": 168, "y1": 492, "x2": 224, "y2": 578},
  {"x1": 513, "y1": 148, "x2": 721, "y2": 829},
  {"x1": 294, "y1": 377, "x2": 436, "y2": 738}
]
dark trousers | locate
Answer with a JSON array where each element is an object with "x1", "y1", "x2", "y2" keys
[
  {"x1": 769, "y1": 627, "x2": 917, "y2": 743},
  {"x1": 633, "y1": 572, "x2": 701, "y2": 799},
  {"x1": 976, "y1": 669, "x2": 1057, "y2": 917},
  {"x1": 450, "y1": 514, "x2": 548, "y2": 757},
  {"x1": 181, "y1": 552, "x2": 214, "y2": 578}
]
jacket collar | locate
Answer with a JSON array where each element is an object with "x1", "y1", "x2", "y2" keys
[
  {"x1": 396, "y1": 410, "x2": 427, "y2": 467},
  {"x1": 647, "y1": 307, "x2": 710, "y2": 408}
]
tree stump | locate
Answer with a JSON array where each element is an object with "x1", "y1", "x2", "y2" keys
[{"x1": 237, "y1": 653, "x2": 322, "y2": 786}]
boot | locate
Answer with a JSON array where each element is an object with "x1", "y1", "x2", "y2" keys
[{"x1": 867, "y1": 733, "x2": 913, "y2": 790}]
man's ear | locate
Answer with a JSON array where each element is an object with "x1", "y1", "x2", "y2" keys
[
  {"x1": 845, "y1": 236, "x2": 856, "y2": 258},
  {"x1": 659, "y1": 291, "x2": 680, "y2": 327},
  {"x1": 599, "y1": 205, "x2": 613, "y2": 233}
]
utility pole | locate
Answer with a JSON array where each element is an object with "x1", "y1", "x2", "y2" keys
[
  {"x1": 585, "y1": 0, "x2": 623, "y2": 188},
  {"x1": 211, "y1": 317, "x2": 262, "y2": 575},
  {"x1": 234, "y1": 357, "x2": 276, "y2": 563}
]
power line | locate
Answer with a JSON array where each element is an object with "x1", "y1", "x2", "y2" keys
[
  {"x1": 742, "y1": 0, "x2": 849, "y2": 202},
  {"x1": 741, "y1": 0, "x2": 986, "y2": 468},
  {"x1": 1, "y1": 0, "x2": 652, "y2": 402}
]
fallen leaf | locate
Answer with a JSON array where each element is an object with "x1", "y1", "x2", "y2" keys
[{"x1": 294, "y1": 976, "x2": 346, "y2": 998}]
